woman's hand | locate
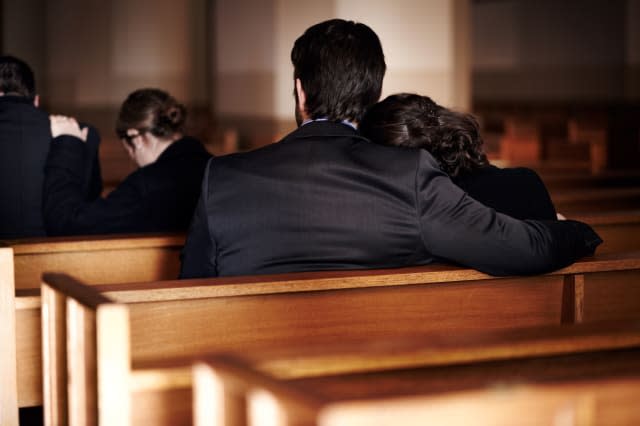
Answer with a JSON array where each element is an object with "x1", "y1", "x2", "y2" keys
[{"x1": 50, "y1": 115, "x2": 88, "y2": 142}]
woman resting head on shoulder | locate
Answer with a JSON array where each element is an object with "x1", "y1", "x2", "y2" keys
[
  {"x1": 360, "y1": 93, "x2": 558, "y2": 221},
  {"x1": 45, "y1": 88, "x2": 212, "y2": 236}
]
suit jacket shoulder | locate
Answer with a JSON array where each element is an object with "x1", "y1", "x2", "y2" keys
[{"x1": 0, "y1": 96, "x2": 51, "y2": 237}]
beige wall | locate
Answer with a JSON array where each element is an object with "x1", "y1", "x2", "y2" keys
[
  {"x1": 3, "y1": 0, "x2": 208, "y2": 109},
  {"x1": 2, "y1": 0, "x2": 210, "y2": 182},
  {"x1": 213, "y1": 0, "x2": 472, "y2": 145},
  {"x1": 337, "y1": 0, "x2": 471, "y2": 110}
]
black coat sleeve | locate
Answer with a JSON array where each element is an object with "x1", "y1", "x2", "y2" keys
[
  {"x1": 415, "y1": 151, "x2": 601, "y2": 276},
  {"x1": 179, "y1": 159, "x2": 218, "y2": 278},
  {"x1": 83, "y1": 125, "x2": 103, "y2": 201},
  {"x1": 44, "y1": 135, "x2": 150, "y2": 235}
]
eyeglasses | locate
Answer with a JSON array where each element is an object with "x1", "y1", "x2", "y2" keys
[{"x1": 118, "y1": 127, "x2": 152, "y2": 146}]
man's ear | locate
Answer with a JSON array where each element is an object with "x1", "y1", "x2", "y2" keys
[
  {"x1": 33, "y1": 95, "x2": 40, "y2": 107},
  {"x1": 295, "y1": 78, "x2": 307, "y2": 114}
]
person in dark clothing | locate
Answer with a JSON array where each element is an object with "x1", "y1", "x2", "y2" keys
[
  {"x1": 179, "y1": 19, "x2": 600, "y2": 279},
  {"x1": 44, "y1": 88, "x2": 211, "y2": 235},
  {"x1": 360, "y1": 93, "x2": 557, "y2": 221},
  {"x1": 0, "y1": 55, "x2": 101, "y2": 238}
]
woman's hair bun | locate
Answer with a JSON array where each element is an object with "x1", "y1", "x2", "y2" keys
[
  {"x1": 115, "y1": 88, "x2": 187, "y2": 139},
  {"x1": 155, "y1": 100, "x2": 186, "y2": 136}
]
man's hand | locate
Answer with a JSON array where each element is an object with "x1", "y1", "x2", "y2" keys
[{"x1": 50, "y1": 115, "x2": 88, "y2": 142}]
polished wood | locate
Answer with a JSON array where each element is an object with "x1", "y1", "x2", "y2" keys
[
  {"x1": 41, "y1": 274, "x2": 130, "y2": 426},
  {"x1": 96, "y1": 304, "x2": 130, "y2": 426},
  {"x1": 66, "y1": 299, "x2": 97, "y2": 426},
  {"x1": 4, "y1": 232, "x2": 184, "y2": 290},
  {"x1": 16, "y1": 251, "x2": 640, "y2": 414},
  {"x1": 2, "y1": 233, "x2": 184, "y2": 412},
  {"x1": 0, "y1": 247, "x2": 18, "y2": 426},
  {"x1": 15, "y1": 291, "x2": 41, "y2": 407},
  {"x1": 196, "y1": 347, "x2": 640, "y2": 426},
  {"x1": 552, "y1": 187, "x2": 640, "y2": 214},
  {"x1": 40, "y1": 252, "x2": 640, "y2": 426},
  {"x1": 240, "y1": 320, "x2": 640, "y2": 379},
  {"x1": 561, "y1": 274, "x2": 584, "y2": 324},
  {"x1": 40, "y1": 282, "x2": 67, "y2": 426},
  {"x1": 575, "y1": 210, "x2": 640, "y2": 254}
]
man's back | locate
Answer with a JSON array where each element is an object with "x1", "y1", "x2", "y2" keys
[
  {"x1": 180, "y1": 19, "x2": 599, "y2": 279},
  {"x1": 191, "y1": 121, "x2": 429, "y2": 276},
  {"x1": 0, "y1": 96, "x2": 50, "y2": 238},
  {"x1": 181, "y1": 121, "x2": 599, "y2": 278}
]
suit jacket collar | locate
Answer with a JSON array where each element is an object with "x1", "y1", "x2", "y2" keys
[
  {"x1": 0, "y1": 95, "x2": 37, "y2": 109},
  {"x1": 283, "y1": 120, "x2": 369, "y2": 143}
]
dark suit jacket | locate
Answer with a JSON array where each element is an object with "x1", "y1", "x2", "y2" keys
[
  {"x1": 180, "y1": 121, "x2": 600, "y2": 278},
  {"x1": 0, "y1": 96, "x2": 100, "y2": 238},
  {"x1": 44, "y1": 136, "x2": 211, "y2": 235},
  {"x1": 454, "y1": 165, "x2": 557, "y2": 221}
]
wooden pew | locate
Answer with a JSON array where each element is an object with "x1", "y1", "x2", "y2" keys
[
  {"x1": 499, "y1": 117, "x2": 543, "y2": 165},
  {"x1": 4, "y1": 233, "x2": 185, "y2": 290},
  {"x1": 541, "y1": 170, "x2": 640, "y2": 192},
  {"x1": 0, "y1": 233, "x2": 184, "y2": 423},
  {"x1": 40, "y1": 252, "x2": 640, "y2": 425},
  {"x1": 133, "y1": 320, "x2": 640, "y2": 426},
  {"x1": 194, "y1": 344, "x2": 640, "y2": 426},
  {"x1": 572, "y1": 210, "x2": 640, "y2": 254},
  {"x1": 0, "y1": 247, "x2": 18, "y2": 426},
  {"x1": 551, "y1": 187, "x2": 640, "y2": 214}
]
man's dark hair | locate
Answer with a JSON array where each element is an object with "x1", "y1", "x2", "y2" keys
[
  {"x1": 360, "y1": 93, "x2": 489, "y2": 177},
  {"x1": 291, "y1": 19, "x2": 386, "y2": 124},
  {"x1": 0, "y1": 55, "x2": 36, "y2": 98}
]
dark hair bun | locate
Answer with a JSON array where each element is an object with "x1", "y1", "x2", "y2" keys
[
  {"x1": 115, "y1": 88, "x2": 187, "y2": 140},
  {"x1": 156, "y1": 103, "x2": 186, "y2": 136}
]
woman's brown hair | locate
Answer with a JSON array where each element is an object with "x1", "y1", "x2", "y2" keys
[
  {"x1": 116, "y1": 88, "x2": 186, "y2": 140},
  {"x1": 360, "y1": 93, "x2": 489, "y2": 177}
]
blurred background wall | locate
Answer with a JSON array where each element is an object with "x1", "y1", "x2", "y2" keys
[{"x1": 2, "y1": 0, "x2": 639, "y2": 183}]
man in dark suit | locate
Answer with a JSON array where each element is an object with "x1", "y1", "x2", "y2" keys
[
  {"x1": 180, "y1": 19, "x2": 601, "y2": 278},
  {"x1": 0, "y1": 55, "x2": 101, "y2": 238}
]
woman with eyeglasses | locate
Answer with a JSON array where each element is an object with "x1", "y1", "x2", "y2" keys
[{"x1": 43, "y1": 88, "x2": 211, "y2": 235}]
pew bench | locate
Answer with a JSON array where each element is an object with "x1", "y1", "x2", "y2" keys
[
  {"x1": 551, "y1": 187, "x2": 640, "y2": 214},
  {"x1": 573, "y1": 210, "x2": 640, "y2": 254},
  {"x1": 40, "y1": 253, "x2": 640, "y2": 425},
  {"x1": 194, "y1": 344, "x2": 640, "y2": 426},
  {"x1": 129, "y1": 320, "x2": 640, "y2": 426},
  {"x1": 3, "y1": 232, "x2": 185, "y2": 290},
  {"x1": 0, "y1": 233, "x2": 184, "y2": 425}
]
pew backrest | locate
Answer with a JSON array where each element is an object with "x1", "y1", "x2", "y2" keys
[
  {"x1": 40, "y1": 252, "x2": 640, "y2": 425},
  {"x1": 573, "y1": 211, "x2": 640, "y2": 253},
  {"x1": 194, "y1": 351, "x2": 640, "y2": 426},
  {"x1": 0, "y1": 247, "x2": 18, "y2": 426},
  {"x1": 4, "y1": 233, "x2": 184, "y2": 416},
  {"x1": 5, "y1": 233, "x2": 184, "y2": 289}
]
